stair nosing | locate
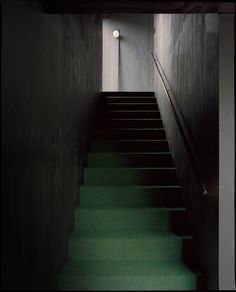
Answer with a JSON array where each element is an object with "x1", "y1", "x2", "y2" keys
[
  {"x1": 92, "y1": 139, "x2": 168, "y2": 142},
  {"x1": 107, "y1": 110, "x2": 160, "y2": 112},
  {"x1": 104, "y1": 97, "x2": 156, "y2": 100},
  {"x1": 109, "y1": 118, "x2": 162, "y2": 120},
  {"x1": 85, "y1": 167, "x2": 176, "y2": 170},
  {"x1": 104, "y1": 97, "x2": 155, "y2": 98}
]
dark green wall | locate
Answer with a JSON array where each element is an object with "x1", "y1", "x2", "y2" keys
[
  {"x1": 1, "y1": 0, "x2": 102, "y2": 289},
  {"x1": 154, "y1": 14, "x2": 219, "y2": 290}
]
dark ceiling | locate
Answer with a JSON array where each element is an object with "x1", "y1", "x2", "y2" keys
[{"x1": 40, "y1": 1, "x2": 235, "y2": 14}]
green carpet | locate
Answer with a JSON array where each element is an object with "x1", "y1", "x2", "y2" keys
[{"x1": 60, "y1": 93, "x2": 199, "y2": 290}]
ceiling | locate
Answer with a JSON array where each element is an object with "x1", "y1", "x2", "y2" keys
[{"x1": 40, "y1": 1, "x2": 235, "y2": 14}]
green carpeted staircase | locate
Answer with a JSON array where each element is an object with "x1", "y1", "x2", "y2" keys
[{"x1": 60, "y1": 92, "x2": 199, "y2": 290}]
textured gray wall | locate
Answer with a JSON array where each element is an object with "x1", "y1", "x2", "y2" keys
[
  {"x1": 154, "y1": 14, "x2": 219, "y2": 289},
  {"x1": 1, "y1": 0, "x2": 102, "y2": 290},
  {"x1": 103, "y1": 14, "x2": 154, "y2": 91},
  {"x1": 219, "y1": 14, "x2": 235, "y2": 291}
]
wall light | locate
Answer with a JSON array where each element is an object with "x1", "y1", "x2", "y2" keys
[{"x1": 112, "y1": 30, "x2": 120, "y2": 38}]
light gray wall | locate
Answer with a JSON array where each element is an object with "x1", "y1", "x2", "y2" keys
[
  {"x1": 219, "y1": 14, "x2": 235, "y2": 291},
  {"x1": 103, "y1": 14, "x2": 154, "y2": 91},
  {"x1": 154, "y1": 14, "x2": 219, "y2": 289},
  {"x1": 1, "y1": 0, "x2": 102, "y2": 289}
]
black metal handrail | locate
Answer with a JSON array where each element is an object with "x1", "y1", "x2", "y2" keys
[{"x1": 151, "y1": 52, "x2": 207, "y2": 197}]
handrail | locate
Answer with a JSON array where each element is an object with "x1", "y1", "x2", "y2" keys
[{"x1": 151, "y1": 52, "x2": 208, "y2": 197}]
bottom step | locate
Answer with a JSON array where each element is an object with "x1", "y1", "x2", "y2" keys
[{"x1": 60, "y1": 260, "x2": 197, "y2": 290}]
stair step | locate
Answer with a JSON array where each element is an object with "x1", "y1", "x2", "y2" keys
[
  {"x1": 80, "y1": 186, "x2": 182, "y2": 207},
  {"x1": 60, "y1": 90, "x2": 199, "y2": 290},
  {"x1": 100, "y1": 118, "x2": 163, "y2": 128},
  {"x1": 75, "y1": 207, "x2": 188, "y2": 232},
  {"x1": 105, "y1": 110, "x2": 161, "y2": 118},
  {"x1": 84, "y1": 167, "x2": 177, "y2": 185},
  {"x1": 68, "y1": 230, "x2": 193, "y2": 261},
  {"x1": 90, "y1": 140, "x2": 169, "y2": 152},
  {"x1": 103, "y1": 97, "x2": 156, "y2": 103},
  {"x1": 60, "y1": 260, "x2": 197, "y2": 290},
  {"x1": 105, "y1": 103, "x2": 159, "y2": 111},
  {"x1": 101, "y1": 91, "x2": 155, "y2": 96},
  {"x1": 94, "y1": 128, "x2": 166, "y2": 140},
  {"x1": 87, "y1": 152, "x2": 173, "y2": 167}
]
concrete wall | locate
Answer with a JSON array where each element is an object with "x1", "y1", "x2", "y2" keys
[
  {"x1": 1, "y1": 0, "x2": 102, "y2": 290},
  {"x1": 103, "y1": 14, "x2": 154, "y2": 91},
  {"x1": 154, "y1": 14, "x2": 219, "y2": 289},
  {"x1": 219, "y1": 14, "x2": 235, "y2": 291}
]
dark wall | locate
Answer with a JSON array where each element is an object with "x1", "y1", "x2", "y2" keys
[
  {"x1": 154, "y1": 14, "x2": 218, "y2": 289},
  {"x1": 1, "y1": 0, "x2": 102, "y2": 290}
]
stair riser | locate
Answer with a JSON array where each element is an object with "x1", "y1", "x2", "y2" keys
[
  {"x1": 84, "y1": 168, "x2": 177, "y2": 185},
  {"x1": 99, "y1": 119, "x2": 163, "y2": 128},
  {"x1": 80, "y1": 187, "x2": 182, "y2": 207},
  {"x1": 75, "y1": 209, "x2": 188, "y2": 232},
  {"x1": 105, "y1": 111, "x2": 161, "y2": 119},
  {"x1": 103, "y1": 97, "x2": 156, "y2": 103},
  {"x1": 90, "y1": 140, "x2": 169, "y2": 152},
  {"x1": 68, "y1": 238, "x2": 192, "y2": 261},
  {"x1": 94, "y1": 129, "x2": 166, "y2": 140},
  {"x1": 105, "y1": 104, "x2": 159, "y2": 110},
  {"x1": 88, "y1": 153, "x2": 173, "y2": 167},
  {"x1": 60, "y1": 275, "x2": 197, "y2": 291}
]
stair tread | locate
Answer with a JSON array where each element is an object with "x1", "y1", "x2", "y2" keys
[
  {"x1": 105, "y1": 104, "x2": 159, "y2": 110},
  {"x1": 70, "y1": 229, "x2": 192, "y2": 239},
  {"x1": 78, "y1": 207, "x2": 186, "y2": 210},
  {"x1": 106, "y1": 103, "x2": 158, "y2": 105},
  {"x1": 62, "y1": 260, "x2": 195, "y2": 276},
  {"x1": 107, "y1": 110, "x2": 160, "y2": 112},
  {"x1": 104, "y1": 98, "x2": 156, "y2": 102},
  {"x1": 105, "y1": 97, "x2": 155, "y2": 99},
  {"x1": 101, "y1": 92, "x2": 155, "y2": 96},
  {"x1": 81, "y1": 185, "x2": 180, "y2": 189},
  {"x1": 109, "y1": 118, "x2": 162, "y2": 120}
]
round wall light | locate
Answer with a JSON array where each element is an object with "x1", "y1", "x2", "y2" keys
[{"x1": 112, "y1": 30, "x2": 120, "y2": 38}]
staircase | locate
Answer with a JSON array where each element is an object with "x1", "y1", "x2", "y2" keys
[{"x1": 60, "y1": 92, "x2": 199, "y2": 290}]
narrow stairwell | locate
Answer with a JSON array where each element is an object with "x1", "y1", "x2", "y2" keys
[{"x1": 60, "y1": 92, "x2": 199, "y2": 290}]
